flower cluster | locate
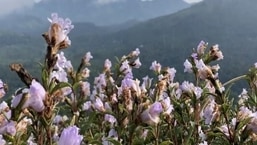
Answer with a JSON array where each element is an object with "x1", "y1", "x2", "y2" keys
[{"x1": 0, "y1": 13, "x2": 257, "y2": 145}]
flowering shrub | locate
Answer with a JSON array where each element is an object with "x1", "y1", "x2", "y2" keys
[{"x1": 0, "y1": 13, "x2": 257, "y2": 145}]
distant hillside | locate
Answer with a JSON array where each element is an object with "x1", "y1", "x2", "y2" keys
[
  {"x1": 67, "y1": 0, "x2": 257, "y2": 91},
  {"x1": 2, "y1": 0, "x2": 257, "y2": 94},
  {"x1": 26, "y1": 0, "x2": 189, "y2": 25}
]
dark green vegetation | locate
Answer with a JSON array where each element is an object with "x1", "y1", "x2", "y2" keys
[{"x1": 1, "y1": 0, "x2": 257, "y2": 96}]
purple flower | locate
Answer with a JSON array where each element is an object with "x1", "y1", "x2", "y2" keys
[
  {"x1": 0, "y1": 121, "x2": 16, "y2": 136},
  {"x1": 104, "y1": 59, "x2": 112, "y2": 70},
  {"x1": 58, "y1": 126, "x2": 83, "y2": 145},
  {"x1": 104, "y1": 114, "x2": 117, "y2": 125},
  {"x1": 0, "y1": 80, "x2": 5, "y2": 98},
  {"x1": 166, "y1": 67, "x2": 176, "y2": 82},
  {"x1": 48, "y1": 13, "x2": 74, "y2": 46},
  {"x1": 197, "y1": 40, "x2": 206, "y2": 55},
  {"x1": 50, "y1": 69, "x2": 68, "y2": 82},
  {"x1": 141, "y1": 102, "x2": 163, "y2": 125},
  {"x1": 183, "y1": 59, "x2": 193, "y2": 73},
  {"x1": 150, "y1": 61, "x2": 161, "y2": 73},
  {"x1": 28, "y1": 80, "x2": 46, "y2": 112},
  {"x1": 83, "y1": 52, "x2": 93, "y2": 64},
  {"x1": 120, "y1": 60, "x2": 132, "y2": 75},
  {"x1": 131, "y1": 48, "x2": 140, "y2": 57}
]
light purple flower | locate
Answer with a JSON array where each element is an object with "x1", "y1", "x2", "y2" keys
[
  {"x1": 201, "y1": 99, "x2": 218, "y2": 125},
  {"x1": 80, "y1": 81, "x2": 91, "y2": 97},
  {"x1": 195, "y1": 59, "x2": 211, "y2": 80},
  {"x1": 197, "y1": 40, "x2": 206, "y2": 55},
  {"x1": 0, "y1": 135, "x2": 6, "y2": 145},
  {"x1": 120, "y1": 60, "x2": 132, "y2": 75},
  {"x1": 0, "y1": 101, "x2": 11, "y2": 119},
  {"x1": 141, "y1": 102, "x2": 163, "y2": 125},
  {"x1": 133, "y1": 58, "x2": 142, "y2": 68},
  {"x1": 58, "y1": 126, "x2": 83, "y2": 145},
  {"x1": 104, "y1": 59, "x2": 112, "y2": 70},
  {"x1": 166, "y1": 67, "x2": 176, "y2": 82},
  {"x1": 150, "y1": 61, "x2": 161, "y2": 73},
  {"x1": 194, "y1": 87, "x2": 203, "y2": 99},
  {"x1": 102, "y1": 129, "x2": 119, "y2": 145},
  {"x1": 183, "y1": 59, "x2": 193, "y2": 73},
  {"x1": 210, "y1": 44, "x2": 224, "y2": 60},
  {"x1": 51, "y1": 69, "x2": 68, "y2": 82},
  {"x1": 180, "y1": 81, "x2": 194, "y2": 93},
  {"x1": 94, "y1": 97, "x2": 105, "y2": 112},
  {"x1": 162, "y1": 97, "x2": 174, "y2": 114},
  {"x1": 104, "y1": 114, "x2": 117, "y2": 125},
  {"x1": 28, "y1": 80, "x2": 46, "y2": 112},
  {"x1": 48, "y1": 13, "x2": 74, "y2": 46},
  {"x1": 131, "y1": 48, "x2": 140, "y2": 57},
  {"x1": 94, "y1": 74, "x2": 106, "y2": 91},
  {"x1": 83, "y1": 52, "x2": 93, "y2": 64},
  {"x1": 82, "y1": 101, "x2": 92, "y2": 111},
  {"x1": 0, "y1": 80, "x2": 5, "y2": 98},
  {"x1": 0, "y1": 121, "x2": 16, "y2": 136},
  {"x1": 81, "y1": 68, "x2": 90, "y2": 79}
]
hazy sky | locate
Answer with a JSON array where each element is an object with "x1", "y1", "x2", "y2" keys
[
  {"x1": 0, "y1": 0, "x2": 203, "y2": 17},
  {"x1": 0, "y1": 0, "x2": 35, "y2": 17},
  {"x1": 183, "y1": 0, "x2": 203, "y2": 3}
]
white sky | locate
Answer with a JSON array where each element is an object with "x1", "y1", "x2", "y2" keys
[
  {"x1": 183, "y1": 0, "x2": 203, "y2": 3},
  {"x1": 0, "y1": 0, "x2": 35, "y2": 16},
  {"x1": 0, "y1": 0, "x2": 204, "y2": 17}
]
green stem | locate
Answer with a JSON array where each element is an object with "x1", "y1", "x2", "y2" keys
[{"x1": 223, "y1": 75, "x2": 247, "y2": 87}]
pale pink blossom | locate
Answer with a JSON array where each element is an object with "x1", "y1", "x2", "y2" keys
[
  {"x1": 150, "y1": 61, "x2": 161, "y2": 73},
  {"x1": 104, "y1": 59, "x2": 112, "y2": 70},
  {"x1": 131, "y1": 48, "x2": 140, "y2": 57},
  {"x1": 83, "y1": 52, "x2": 93, "y2": 64}
]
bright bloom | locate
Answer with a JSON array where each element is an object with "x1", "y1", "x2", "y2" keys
[
  {"x1": 94, "y1": 97, "x2": 105, "y2": 112},
  {"x1": 0, "y1": 135, "x2": 6, "y2": 145},
  {"x1": 194, "y1": 86, "x2": 203, "y2": 99},
  {"x1": 82, "y1": 101, "x2": 92, "y2": 111},
  {"x1": 150, "y1": 61, "x2": 161, "y2": 73},
  {"x1": 12, "y1": 80, "x2": 46, "y2": 112},
  {"x1": 201, "y1": 99, "x2": 219, "y2": 125},
  {"x1": 197, "y1": 40, "x2": 206, "y2": 55},
  {"x1": 195, "y1": 59, "x2": 212, "y2": 79},
  {"x1": 180, "y1": 81, "x2": 195, "y2": 93},
  {"x1": 83, "y1": 52, "x2": 93, "y2": 65},
  {"x1": 210, "y1": 44, "x2": 224, "y2": 60},
  {"x1": 104, "y1": 114, "x2": 117, "y2": 126},
  {"x1": 104, "y1": 59, "x2": 112, "y2": 70},
  {"x1": 55, "y1": 51, "x2": 73, "y2": 70},
  {"x1": 0, "y1": 121, "x2": 16, "y2": 136},
  {"x1": 132, "y1": 58, "x2": 142, "y2": 68},
  {"x1": 131, "y1": 48, "x2": 140, "y2": 57},
  {"x1": 0, "y1": 80, "x2": 5, "y2": 98},
  {"x1": 28, "y1": 80, "x2": 46, "y2": 112},
  {"x1": 50, "y1": 69, "x2": 68, "y2": 82},
  {"x1": 120, "y1": 60, "x2": 132, "y2": 75},
  {"x1": 141, "y1": 102, "x2": 163, "y2": 125},
  {"x1": 166, "y1": 67, "x2": 176, "y2": 82},
  {"x1": 48, "y1": 13, "x2": 74, "y2": 46},
  {"x1": 58, "y1": 126, "x2": 83, "y2": 145},
  {"x1": 184, "y1": 59, "x2": 193, "y2": 73}
]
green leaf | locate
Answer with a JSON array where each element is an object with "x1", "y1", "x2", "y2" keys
[
  {"x1": 160, "y1": 140, "x2": 172, "y2": 145},
  {"x1": 106, "y1": 138, "x2": 121, "y2": 145},
  {"x1": 50, "y1": 82, "x2": 72, "y2": 95}
]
